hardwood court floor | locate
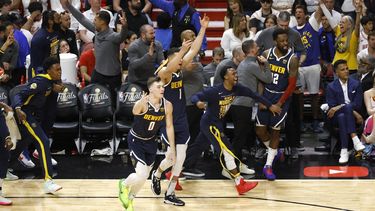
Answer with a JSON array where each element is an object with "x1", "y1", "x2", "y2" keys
[{"x1": 2, "y1": 179, "x2": 373, "y2": 211}]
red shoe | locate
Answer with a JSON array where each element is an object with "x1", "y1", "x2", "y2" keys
[
  {"x1": 165, "y1": 171, "x2": 183, "y2": 191},
  {"x1": 236, "y1": 178, "x2": 258, "y2": 195}
]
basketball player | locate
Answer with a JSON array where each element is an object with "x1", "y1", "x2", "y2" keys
[
  {"x1": 119, "y1": 76, "x2": 176, "y2": 211},
  {"x1": 189, "y1": 66, "x2": 281, "y2": 194},
  {"x1": 0, "y1": 102, "x2": 13, "y2": 205},
  {"x1": 10, "y1": 57, "x2": 63, "y2": 193},
  {"x1": 150, "y1": 15, "x2": 209, "y2": 206},
  {"x1": 256, "y1": 28, "x2": 298, "y2": 180}
]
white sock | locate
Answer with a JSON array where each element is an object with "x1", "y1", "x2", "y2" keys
[
  {"x1": 340, "y1": 148, "x2": 348, "y2": 155},
  {"x1": 234, "y1": 176, "x2": 243, "y2": 185},
  {"x1": 154, "y1": 168, "x2": 162, "y2": 178},
  {"x1": 263, "y1": 141, "x2": 270, "y2": 148},
  {"x1": 265, "y1": 148, "x2": 277, "y2": 166},
  {"x1": 352, "y1": 136, "x2": 361, "y2": 145},
  {"x1": 166, "y1": 179, "x2": 177, "y2": 195}
]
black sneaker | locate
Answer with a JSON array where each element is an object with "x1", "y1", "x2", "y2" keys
[
  {"x1": 151, "y1": 170, "x2": 161, "y2": 195},
  {"x1": 164, "y1": 193, "x2": 185, "y2": 206},
  {"x1": 182, "y1": 168, "x2": 205, "y2": 177}
]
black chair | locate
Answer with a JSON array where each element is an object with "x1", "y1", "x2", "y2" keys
[
  {"x1": 115, "y1": 83, "x2": 143, "y2": 151},
  {"x1": 0, "y1": 86, "x2": 9, "y2": 104},
  {"x1": 78, "y1": 84, "x2": 115, "y2": 154},
  {"x1": 52, "y1": 83, "x2": 80, "y2": 149}
]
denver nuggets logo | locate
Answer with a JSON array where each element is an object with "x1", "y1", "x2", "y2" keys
[{"x1": 30, "y1": 83, "x2": 37, "y2": 89}]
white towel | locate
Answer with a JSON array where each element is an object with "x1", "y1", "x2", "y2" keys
[{"x1": 5, "y1": 111, "x2": 21, "y2": 150}]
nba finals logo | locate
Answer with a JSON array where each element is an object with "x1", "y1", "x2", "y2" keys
[
  {"x1": 83, "y1": 88, "x2": 109, "y2": 105},
  {"x1": 57, "y1": 88, "x2": 76, "y2": 104},
  {"x1": 120, "y1": 87, "x2": 142, "y2": 104}
]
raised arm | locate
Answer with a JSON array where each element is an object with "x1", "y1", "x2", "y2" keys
[
  {"x1": 149, "y1": 0, "x2": 175, "y2": 16},
  {"x1": 353, "y1": 1, "x2": 362, "y2": 37},
  {"x1": 181, "y1": 14, "x2": 209, "y2": 67},
  {"x1": 319, "y1": 1, "x2": 339, "y2": 30},
  {"x1": 60, "y1": 0, "x2": 95, "y2": 33}
]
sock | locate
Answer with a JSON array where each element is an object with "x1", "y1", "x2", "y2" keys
[
  {"x1": 263, "y1": 141, "x2": 270, "y2": 148},
  {"x1": 234, "y1": 176, "x2": 243, "y2": 185},
  {"x1": 340, "y1": 148, "x2": 348, "y2": 155},
  {"x1": 352, "y1": 136, "x2": 361, "y2": 145},
  {"x1": 265, "y1": 148, "x2": 277, "y2": 166},
  {"x1": 166, "y1": 179, "x2": 177, "y2": 195}
]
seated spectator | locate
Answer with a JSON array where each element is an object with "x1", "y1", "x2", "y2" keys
[
  {"x1": 355, "y1": 55, "x2": 375, "y2": 118},
  {"x1": 58, "y1": 11, "x2": 79, "y2": 56},
  {"x1": 58, "y1": 39, "x2": 70, "y2": 54},
  {"x1": 358, "y1": 31, "x2": 375, "y2": 59},
  {"x1": 221, "y1": 13, "x2": 254, "y2": 59},
  {"x1": 155, "y1": 12, "x2": 172, "y2": 54},
  {"x1": 202, "y1": 47, "x2": 224, "y2": 86},
  {"x1": 254, "y1": 14, "x2": 277, "y2": 40},
  {"x1": 79, "y1": 48, "x2": 95, "y2": 84},
  {"x1": 359, "y1": 16, "x2": 374, "y2": 52},
  {"x1": 225, "y1": 0, "x2": 250, "y2": 30},
  {"x1": 362, "y1": 61, "x2": 375, "y2": 144},
  {"x1": 250, "y1": 0, "x2": 279, "y2": 30},
  {"x1": 326, "y1": 59, "x2": 366, "y2": 164}
]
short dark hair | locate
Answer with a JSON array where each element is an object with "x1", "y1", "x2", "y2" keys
[
  {"x1": 42, "y1": 10, "x2": 57, "y2": 29},
  {"x1": 220, "y1": 65, "x2": 235, "y2": 80},
  {"x1": 295, "y1": 5, "x2": 307, "y2": 15},
  {"x1": 212, "y1": 47, "x2": 224, "y2": 57},
  {"x1": 333, "y1": 59, "x2": 347, "y2": 71},
  {"x1": 166, "y1": 47, "x2": 180, "y2": 58},
  {"x1": 0, "y1": 0, "x2": 11, "y2": 8},
  {"x1": 28, "y1": 1, "x2": 43, "y2": 14},
  {"x1": 157, "y1": 12, "x2": 171, "y2": 29},
  {"x1": 361, "y1": 16, "x2": 373, "y2": 26},
  {"x1": 147, "y1": 76, "x2": 162, "y2": 89},
  {"x1": 368, "y1": 31, "x2": 375, "y2": 40},
  {"x1": 98, "y1": 11, "x2": 110, "y2": 25},
  {"x1": 272, "y1": 28, "x2": 288, "y2": 40},
  {"x1": 0, "y1": 20, "x2": 12, "y2": 32},
  {"x1": 242, "y1": 40, "x2": 256, "y2": 55},
  {"x1": 43, "y1": 56, "x2": 60, "y2": 72}
]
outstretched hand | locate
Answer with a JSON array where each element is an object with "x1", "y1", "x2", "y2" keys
[
  {"x1": 119, "y1": 11, "x2": 128, "y2": 27},
  {"x1": 200, "y1": 13, "x2": 210, "y2": 28}
]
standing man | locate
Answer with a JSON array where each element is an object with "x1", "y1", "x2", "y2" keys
[
  {"x1": 231, "y1": 39, "x2": 272, "y2": 168},
  {"x1": 294, "y1": 4, "x2": 323, "y2": 132},
  {"x1": 10, "y1": 56, "x2": 63, "y2": 193},
  {"x1": 118, "y1": 76, "x2": 176, "y2": 211},
  {"x1": 188, "y1": 66, "x2": 280, "y2": 194},
  {"x1": 29, "y1": 10, "x2": 61, "y2": 78},
  {"x1": 127, "y1": 24, "x2": 164, "y2": 91},
  {"x1": 149, "y1": 0, "x2": 207, "y2": 51},
  {"x1": 122, "y1": 0, "x2": 150, "y2": 36},
  {"x1": 150, "y1": 15, "x2": 208, "y2": 207},
  {"x1": 61, "y1": 0, "x2": 128, "y2": 97},
  {"x1": 58, "y1": 11, "x2": 79, "y2": 56},
  {"x1": 255, "y1": 28, "x2": 298, "y2": 180}
]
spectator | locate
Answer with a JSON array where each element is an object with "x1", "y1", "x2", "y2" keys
[
  {"x1": 120, "y1": 0, "x2": 150, "y2": 36},
  {"x1": 254, "y1": 14, "x2": 277, "y2": 40},
  {"x1": 359, "y1": 16, "x2": 374, "y2": 52},
  {"x1": 149, "y1": 0, "x2": 207, "y2": 51},
  {"x1": 79, "y1": 48, "x2": 95, "y2": 84},
  {"x1": 62, "y1": 0, "x2": 128, "y2": 97},
  {"x1": 22, "y1": 0, "x2": 48, "y2": 17},
  {"x1": 78, "y1": 0, "x2": 115, "y2": 49},
  {"x1": 58, "y1": 39, "x2": 70, "y2": 53},
  {"x1": 155, "y1": 12, "x2": 172, "y2": 53},
  {"x1": 320, "y1": 0, "x2": 343, "y2": 35},
  {"x1": 0, "y1": 0, "x2": 11, "y2": 16},
  {"x1": 290, "y1": 0, "x2": 308, "y2": 28},
  {"x1": 326, "y1": 59, "x2": 365, "y2": 164},
  {"x1": 355, "y1": 55, "x2": 375, "y2": 118},
  {"x1": 221, "y1": 13, "x2": 254, "y2": 59},
  {"x1": 364, "y1": 0, "x2": 375, "y2": 18},
  {"x1": 272, "y1": 0, "x2": 294, "y2": 12},
  {"x1": 321, "y1": 1, "x2": 362, "y2": 74},
  {"x1": 250, "y1": 0, "x2": 279, "y2": 30},
  {"x1": 113, "y1": 0, "x2": 152, "y2": 15},
  {"x1": 358, "y1": 31, "x2": 375, "y2": 59},
  {"x1": 51, "y1": 0, "x2": 81, "y2": 32},
  {"x1": 202, "y1": 47, "x2": 224, "y2": 86},
  {"x1": 58, "y1": 11, "x2": 79, "y2": 56},
  {"x1": 319, "y1": 15, "x2": 336, "y2": 64},
  {"x1": 21, "y1": 1, "x2": 43, "y2": 36},
  {"x1": 28, "y1": 10, "x2": 61, "y2": 78},
  {"x1": 224, "y1": 0, "x2": 250, "y2": 30},
  {"x1": 241, "y1": 0, "x2": 261, "y2": 16},
  {"x1": 0, "y1": 21, "x2": 18, "y2": 89},
  {"x1": 213, "y1": 45, "x2": 245, "y2": 85},
  {"x1": 127, "y1": 24, "x2": 164, "y2": 91},
  {"x1": 121, "y1": 31, "x2": 137, "y2": 73},
  {"x1": 362, "y1": 62, "x2": 375, "y2": 144}
]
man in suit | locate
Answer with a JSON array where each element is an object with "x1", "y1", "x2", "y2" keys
[{"x1": 326, "y1": 59, "x2": 366, "y2": 164}]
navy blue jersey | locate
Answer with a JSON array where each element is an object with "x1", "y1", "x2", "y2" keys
[
  {"x1": 130, "y1": 98, "x2": 167, "y2": 140},
  {"x1": 12, "y1": 74, "x2": 54, "y2": 121},
  {"x1": 191, "y1": 84, "x2": 272, "y2": 122},
  {"x1": 295, "y1": 22, "x2": 320, "y2": 66},
  {"x1": 163, "y1": 71, "x2": 186, "y2": 119},
  {"x1": 265, "y1": 47, "x2": 294, "y2": 93}
]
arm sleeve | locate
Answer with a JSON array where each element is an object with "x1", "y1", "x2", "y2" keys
[
  {"x1": 67, "y1": 4, "x2": 95, "y2": 33},
  {"x1": 320, "y1": 3, "x2": 339, "y2": 29},
  {"x1": 309, "y1": 13, "x2": 320, "y2": 32},
  {"x1": 236, "y1": 85, "x2": 272, "y2": 107},
  {"x1": 277, "y1": 76, "x2": 297, "y2": 105},
  {"x1": 11, "y1": 78, "x2": 44, "y2": 109},
  {"x1": 191, "y1": 88, "x2": 215, "y2": 104},
  {"x1": 112, "y1": 24, "x2": 129, "y2": 43}
]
